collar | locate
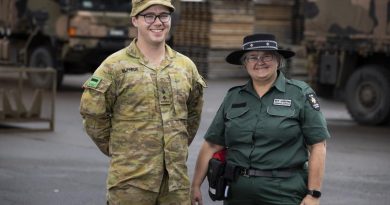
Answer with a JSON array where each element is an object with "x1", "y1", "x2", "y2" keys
[
  {"x1": 126, "y1": 38, "x2": 176, "y2": 68},
  {"x1": 240, "y1": 71, "x2": 287, "y2": 95}
]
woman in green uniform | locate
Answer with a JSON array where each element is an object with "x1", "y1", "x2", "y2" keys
[{"x1": 191, "y1": 33, "x2": 330, "y2": 205}]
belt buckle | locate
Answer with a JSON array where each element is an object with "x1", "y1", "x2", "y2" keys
[{"x1": 240, "y1": 168, "x2": 250, "y2": 177}]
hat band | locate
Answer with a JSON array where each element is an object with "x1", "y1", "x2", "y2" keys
[{"x1": 242, "y1": 40, "x2": 278, "y2": 50}]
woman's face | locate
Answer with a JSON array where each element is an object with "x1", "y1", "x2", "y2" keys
[{"x1": 243, "y1": 51, "x2": 279, "y2": 84}]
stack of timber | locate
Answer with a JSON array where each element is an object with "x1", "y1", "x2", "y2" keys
[
  {"x1": 174, "y1": 0, "x2": 254, "y2": 79},
  {"x1": 253, "y1": 0, "x2": 308, "y2": 82},
  {"x1": 173, "y1": 0, "x2": 210, "y2": 77},
  {"x1": 253, "y1": 0, "x2": 294, "y2": 44},
  {"x1": 207, "y1": 0, "x2": 253, "y2": 79}
]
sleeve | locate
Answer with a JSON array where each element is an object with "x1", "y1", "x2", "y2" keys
[
  {"x1": 80, "y1": 66, "x2": 115, "y2": 156},
  {"x1": 204, "y1": 95, "x2": 228, "y2": 146},
  {"x1": 300, "y1": 87, "x2": 331, "y2": 145},
  {"x1": 186, "y1": 72, "x2": 206, "y2": 145}
]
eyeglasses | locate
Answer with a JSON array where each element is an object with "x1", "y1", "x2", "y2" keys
[
  {"x1": 138, "y1": 13, "x2": 171, "y2": 24},
  {"x1": 245, "y1": 55, "x2": 274, "y2": 63}
]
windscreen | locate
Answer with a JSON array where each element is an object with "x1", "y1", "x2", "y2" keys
[{"x1": 78, "y1": 0, "x2": 131, "y2": 12}]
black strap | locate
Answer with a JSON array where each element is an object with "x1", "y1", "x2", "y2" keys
[{"x1": 239, "y1": 167, "x2": 301, "y2": 178}]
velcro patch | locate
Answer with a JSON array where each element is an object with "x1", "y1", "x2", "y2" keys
[
  {"x1": 232, "y1": 102, "x2": 247, "y2": 108},
  {"x1": 86, "y1": 76, "x2": 102, "y2": 88},
  {"x1": 307, "y1": 93, "x2": 320, "y2": 111}
]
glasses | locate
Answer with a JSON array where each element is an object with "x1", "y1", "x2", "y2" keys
[
  {"x1": 245, "y1": 55, "x2": 274, "y2": 63},
  {"x1": 138, "y1": 13, "x2": 171, "y2": 24}
]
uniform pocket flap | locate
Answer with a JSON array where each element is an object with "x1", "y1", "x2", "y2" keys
[
  {"x1": 226, "y1": 107, "x2": 250, "y2": 119},
  {"x1": 267, "y1": 106, "x2": 295, "y2": 117}
]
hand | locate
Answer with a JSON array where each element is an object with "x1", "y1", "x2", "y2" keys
[
  {"x1": 300, "y1": 195, "x2": 320, "y2": 205},
  {"x1": 191, "y1": 186, "x2": 203, "y2": 205}
]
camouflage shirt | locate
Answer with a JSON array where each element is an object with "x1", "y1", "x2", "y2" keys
[{"x1": 80, "y1": 39, "x2": 206, "y2": 192}]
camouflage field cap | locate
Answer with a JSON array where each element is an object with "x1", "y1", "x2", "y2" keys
[{"x1": 131, "y1": 0, "x2": 175, "y2": 17}]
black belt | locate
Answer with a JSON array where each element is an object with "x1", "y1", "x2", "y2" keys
[{"x1": 239, "y1": 167, "x2": 301, "y2": 178}]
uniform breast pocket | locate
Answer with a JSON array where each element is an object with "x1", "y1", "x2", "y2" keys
[
  {"x1": 116, "y1": 72, "x2": 155, "y2": 120},
  {"x1": 267, "y1": 106, "x2": 295, "y2": 118},
  {"x1": 266, "y1": 106, "x2": 299, "y2": 131},
  {"x1": 225, "y1": 107, "x2": 251, "y2": 137}
]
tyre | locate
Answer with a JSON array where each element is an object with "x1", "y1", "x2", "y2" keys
[
  {"x1": 28, "y1": 46, "x2": 63, "y2": 88},
  {"x1": 345, "y1": 65, "x2": 390, "y2": 125}
]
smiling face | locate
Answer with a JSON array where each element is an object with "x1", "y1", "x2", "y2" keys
[
  {"x1": 132, "y1": 5, "x2": 171, "y2": 47},
  {"x1": 243, "y1": 51, "x2": 280, "y2": 84}
]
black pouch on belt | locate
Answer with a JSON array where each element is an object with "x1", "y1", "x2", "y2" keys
[{"x1": 207, "y1": 158, "x2": 227, "y2": 201}]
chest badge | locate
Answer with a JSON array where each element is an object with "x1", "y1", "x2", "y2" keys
[{"x1": 273, "y1": 99, "x2": 292, "y2": 107}]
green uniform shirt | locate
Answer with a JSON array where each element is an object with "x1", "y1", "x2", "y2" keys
[
  {"x1": 80, "y1": 39, "x2": 206, "y2": 192},
  {"x1": 204, "y1": 71, "x2": 330, "y2": 170}
]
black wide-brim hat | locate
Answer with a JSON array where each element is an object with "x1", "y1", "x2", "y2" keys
[{"x1": 226, "y1": 33, "x2": 295, "y2": 65}]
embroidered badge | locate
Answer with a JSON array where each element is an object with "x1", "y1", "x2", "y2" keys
[
  {"x1": 273, "y1": 99, "x2": 292, "y2": 107},
  {"x1": 87, "y1": 76, "x2": 102, "y2": 88},
  {"x1": 307, "y1": 93, "x2": 320, "y2": 111}
]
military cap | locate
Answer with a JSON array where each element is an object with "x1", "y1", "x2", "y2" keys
[{"x1": 130, "y1": 0, "x2": 175, "y2": 17}]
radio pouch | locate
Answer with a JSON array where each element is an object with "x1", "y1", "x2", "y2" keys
[{"x1": 207, "y1": 158, "x2": 227, "y2": 201}]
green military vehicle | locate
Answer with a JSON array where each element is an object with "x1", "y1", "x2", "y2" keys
[
  {"x1": 0, "y1": 0, "x2": 180, "y2": 88},
  {"x1": 0, "y1": 0, "x2": 131, "y2": 88},
  {"x1": 302, "y1": 0, "x2": 390, "y2": 125}
]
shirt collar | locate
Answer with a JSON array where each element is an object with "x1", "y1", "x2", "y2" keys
[
  {"x1": 240, "y1": 70, "x2": 287, "y2": 94},
  {"x1": 126, "y1": 38, "x2": 176, "y2": 67}
]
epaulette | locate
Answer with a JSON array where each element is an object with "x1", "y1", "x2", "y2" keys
[
  {"x1": 227, "y1": 85, "x2": 245, "y2": 92},
  {"x1": 286, "y1": 78, "x2": 309, "y2": 90}
]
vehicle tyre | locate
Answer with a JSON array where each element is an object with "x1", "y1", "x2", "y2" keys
[
  {"x1": 28, "y1": 46, "x2": 63, "y2": 88},
  {"x1": 345, "y1": 65, "x2": 390, "y2": 125}
]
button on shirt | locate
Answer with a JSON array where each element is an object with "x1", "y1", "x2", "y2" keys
[{"x1": 204, "y1": 71, "x2": 330, "y2": 170}]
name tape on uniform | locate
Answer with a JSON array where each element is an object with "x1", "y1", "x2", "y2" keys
[{"x1": 273, "y1": 99, "x2": 292, "y2": 107}]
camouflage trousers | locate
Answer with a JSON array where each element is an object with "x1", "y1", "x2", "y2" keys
[{"x1": 107, "y1": 172, "x2": 190, "y2": 205}]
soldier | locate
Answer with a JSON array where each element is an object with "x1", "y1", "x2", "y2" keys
[
  {"x1": 80, "y1": 0, "x2": 206, "y2": 204},
  {"x1": 191, "y1": 33, "x2": 330, "y2": 205}
]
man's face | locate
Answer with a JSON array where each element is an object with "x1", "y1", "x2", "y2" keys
[{"x1": 132, "y1": 5, "x2": 171, "y2": 46}]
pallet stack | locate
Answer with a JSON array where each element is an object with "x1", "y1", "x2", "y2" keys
[
  {"x1": 207, "y1": 0, "x2": 253, "y2": 79},
  {"x1": 253, "y1": 0, "x2": 295, "y2": 44},
  {"x1": 174, "y1": 0, "x2": 254, "y2": 79},
  {"x1": 173, "y1": 0, "x2": 210, "y2": 77}
]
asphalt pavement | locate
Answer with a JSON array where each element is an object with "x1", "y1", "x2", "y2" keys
[{"x1": 1, "y1": 74, "x2": 389, "y2": 205}]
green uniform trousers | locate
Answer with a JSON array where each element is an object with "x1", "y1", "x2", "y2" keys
[
  {"x1": 224, "y1": 170, "x2": 308, "y2": 205},
  {"x1": 107, "y1": 171, "x2": 190, "y2": 205}
]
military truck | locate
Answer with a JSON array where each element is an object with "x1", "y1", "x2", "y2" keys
[
  {"x1": 0, "y1": 0, "x2": 181, "y2": 88},
  {"x1": 0, "y1": 0, "x2": 133, "y2": 88},
  {"x1": 301, "y1": 0, "x2": 390, "y2": 125}
]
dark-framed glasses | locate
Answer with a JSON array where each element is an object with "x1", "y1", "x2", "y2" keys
[
  {"x1": 138, "y1": 13, "x2": 171, "y2": 24},
  {"x1": 245, "y1": 55, "x2": 274, "y2": 63}
]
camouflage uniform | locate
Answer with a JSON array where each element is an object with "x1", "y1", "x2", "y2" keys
[{"x1": 80, "y1": 38, "x2": 206, "y2": 198}]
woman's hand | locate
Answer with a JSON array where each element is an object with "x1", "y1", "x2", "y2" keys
[
  {"x1": 191, "y1": 186, "x2": 203, "y2": 205},
  {"x1": 300, "y1": 195, "x2": 320, "y2": 205}
]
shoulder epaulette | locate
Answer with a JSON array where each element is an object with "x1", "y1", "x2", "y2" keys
[
  {"x1": 287, "y1": 79, "x2": 309, "y2": 90},
  {"x1": 227, "y1": 85, "x2": 245, "y2": 92}
]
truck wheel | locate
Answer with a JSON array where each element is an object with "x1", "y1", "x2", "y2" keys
[
  {"x1": 345, "y1": 65, "x2": 390, "y2": 125},
  {"x1": 28, "y1": 46, "x2": 63, "y2": 88}
]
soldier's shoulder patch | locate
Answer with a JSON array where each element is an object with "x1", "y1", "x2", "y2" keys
[
  {"x1": 306, "y1": 93, "x2": 320, "y2": 111},
  {"x1": 86, "y1": 76, "x2": 102, "y2": 88}
]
